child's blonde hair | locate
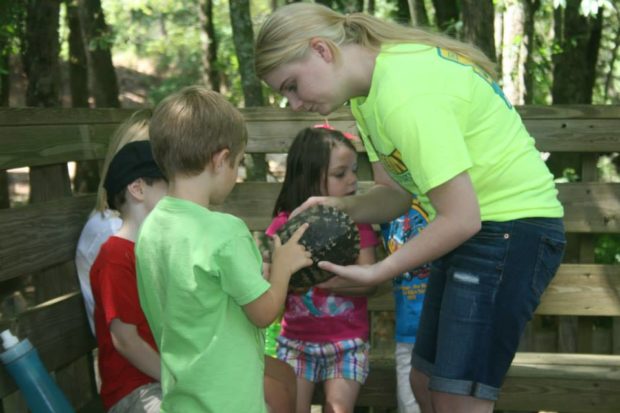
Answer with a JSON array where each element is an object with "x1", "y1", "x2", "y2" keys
[
  {"x1": 255, "y1": 2, "x2": 496, "y2": 80},
  {"x1": 95, "y1": 108, "x2": 152, "y2": 212},
  {"x1": 149, "y1": 86, "x2": 248, "y2": 179}
]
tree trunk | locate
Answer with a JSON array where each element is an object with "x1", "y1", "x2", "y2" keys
[
  {"x1": 229, "y1": 0, "x2": 263, "y2": 107},
  {"x1": 368, "y1": 0, "x2": 376, "y2": 15},
  {"x1": 523, "y1": 0, "x2": 541, "y2": 104},
  {"x1": 461, "y1": 0, "x2": 496, "y2": 62},
  {"x1": 500, "y1": 1, "x2": 526, "y2": 105},
  {"x1": 409, "y1": 0, "x2": 430, "y2": 27},
  {"x1": 199, "y1": 0, "x2": 221, "y2": 92},
  {"x1": 391, "y1": 0, "x2": 412, "y2": 24},
  {"x1": 0, "y1": 40, "x2": 8, "y2": 209},
  {"x1": 0, "y1": 50, "x2": 8, "y2": 107},
  {"x1": 431, "y1": 0, "x2": 459, "y2": 35},
  {"x1": 66, "y1": 0, "x2": 89, "y2": 107},
  {"x1": 603, "y1": 7, "x2": 620, "y2": 102},
  {"x1": 78, "y1": 0, "x2": 120, "y2": 107},
  {"x1": 68, "y1": 0, "x2": 100, "y2": 193},
  {"x1": 22, "y1": 0, "x2": 75, "y2": 303},
  {"x1": 22, "y1": 0, "x2": 61, "y2": 107},
  {"x1": 552, "y1": 0, "x2": 603, "y2": 104},
  {"x1": 548, "y1": 0, "x2": 603, "y2": 219},
  {"x1": 229, "y1": 0, "x2": 267, "y2": 181}
]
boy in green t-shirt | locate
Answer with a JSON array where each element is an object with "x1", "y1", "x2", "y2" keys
[{"x1": 135, "y1": 86, "x2": 312, "y2": 412}]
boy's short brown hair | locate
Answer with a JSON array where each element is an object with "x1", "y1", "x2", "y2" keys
[{"x1": 149, "y1": 86, "x2": 248, "y2": 178}]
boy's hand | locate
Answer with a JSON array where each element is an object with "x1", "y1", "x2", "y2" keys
[
  {"x1": 271, "y1": 223, "x2": 313, "y2": 276},
  {"x1": 243, "y1": 224, "x2": 312, "y2": 327}
]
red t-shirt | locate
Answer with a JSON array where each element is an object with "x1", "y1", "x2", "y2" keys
[
  {"x1": 266, "y1": 212, "x2": 379, "y2": 342},
  {"x1": 90, "y1": 236, "x2": 158, "y2": 410}
]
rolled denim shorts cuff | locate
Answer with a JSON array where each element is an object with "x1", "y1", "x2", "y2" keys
[{"x1": 429, "y1": 376, "x2": 499, "y2": 401}]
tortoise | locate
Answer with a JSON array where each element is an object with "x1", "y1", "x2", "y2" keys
[{"x1": 276, "y1": 204, "x2": 360, "y2": 290}]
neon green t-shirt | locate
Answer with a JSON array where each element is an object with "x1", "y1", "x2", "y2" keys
[
  {"x1": 136, "y1": 196, "x2": 270, "y2": 413},
  {"x1": 351, "y1": 43, "x2": 563, "y2": 221}
]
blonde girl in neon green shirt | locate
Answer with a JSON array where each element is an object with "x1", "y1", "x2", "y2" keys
[{"x1": 255, "y1": 4, "x2": 565, "y2": 413}]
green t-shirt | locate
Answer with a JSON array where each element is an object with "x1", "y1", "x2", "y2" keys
[
  {"x1": 136, "y1": 196, "x2": 270, "y2": 413},
  {"x1": 351, "y1": 43, "x2": 563, "y2": 221}
]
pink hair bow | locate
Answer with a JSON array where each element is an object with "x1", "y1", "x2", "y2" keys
[{"x1": 313, "y1": 120, "x2": 358, "y2": 141}]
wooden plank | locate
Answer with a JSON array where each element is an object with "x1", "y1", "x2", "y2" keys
[
  {"x1": 0, "y1": 181, "x2": 615, "y2": 283},
  {"x1": 558, "y1": 182, "x2": 620, "y2": 233},
  {"x1": 0, "y1": 292, "x2": 96, "y2": 398},
  {"x1": 515, "y1": 104, "x2": 620, "y2": 119},
  {"x1": 0, "y1": 124, "x2": 116, "y2": 170},
  {"x1": 0, "y1": 195, "x2": 94, "y2": 282},
  {"x1": 0, "y1": 107, "x2": 136, "y2": 126},
  {"x1": 360, "y1": 353, "x2": 620, "y2": 411},
  {"x1": 527, "y1": 119, "x2": 620, "y2": 152},
  {"x1": 501, "y1": 351, "x2": 620, "y2": 412},
  {"x1": 2, "y1": 105, "x2": 620, "y2": 126},
  {"x1": 509, "y1": 352, "x2": 620, "y2": 378},
  {"x1": 2, "y1": 106, "x2": 620, "y2": 169},
  {"x1": 498, "y1": 377, "x2": 620, "y2": 412},
  {"x1": 216, "y1": 181, "x2": 620, "y2": 233},
  {"x1": 368, "y1": 264, "x2": 620, "y2": 316},
  {"x1": 537, "y1": 264, "x2": 620, "y2": 316}
]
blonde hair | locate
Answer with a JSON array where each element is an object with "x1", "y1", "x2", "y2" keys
[
  {"x1": 255, "y1": 2, "x2": 496, "y2": 80},
  {"x1": 149, "y1": 86, "x2": 247, "y2": 179},
  {"x1": 95, "y1": 108, "x2": 152, "y2": 212}
]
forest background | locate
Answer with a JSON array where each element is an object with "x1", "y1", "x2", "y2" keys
[{"x1": 0, "y1": 0, "x2": 618, "y2": 266}]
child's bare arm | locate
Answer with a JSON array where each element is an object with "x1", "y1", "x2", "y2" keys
[
  {"x1": 244, "y1": 224, "x2": 312, "y2": 327},
  {"x1": 323, "y1": 246, "x2": 378, "y2": 296},
  {"x1": 110, "y1": 318, "x2": 161, "y2": 381}
]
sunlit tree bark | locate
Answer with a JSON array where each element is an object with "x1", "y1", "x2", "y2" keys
[
  {"x1": 199, "y1": 0, "x2": 221, "y2": 92},
  {"x1": 461, "y1": 0, "x2": 496, "y2": 62},
  {"x1": 78, "y1": 0, "x2": 120, "y2": 107},
  {"x1": 552, "y1": 0, "x2": 603, "y2": 104},
  {"x1": 409, "y1": 0, "x2": 430, "y2": 26},
  {"x1": 229, "y1": 0, "x2": 267, "y2": 181}
]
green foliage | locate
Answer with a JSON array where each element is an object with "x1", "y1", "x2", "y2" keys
[
  {"x1": 102, "y1": 0, "x2": 204, "y2": 104},
  {"x1": 0, "y1": 0, "x2": 25, "y2": 73},
  {"x1": 553, "y1": 167, "x2": 580, "y2": 183},
  {"x1": 595, "y1": 234, "x2": 620, "y2": 264}
]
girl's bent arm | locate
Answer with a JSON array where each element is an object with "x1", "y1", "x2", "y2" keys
[
  {"x1": 320, "y1": 172, "x2": 481, "y2": 285},
  {"x1": 110, "y1": 318, "x2": 161, "y2": 381},
  {"x1": 292, "y1": 162, "x2": 411, "y2": 223},
  {"x1": 345, "y1": 161, "x2": 412, "y2": 223}
]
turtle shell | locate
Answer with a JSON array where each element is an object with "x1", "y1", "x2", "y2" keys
[{"x1": 277, "y1": 205, "x2": 360, "y2": 290}]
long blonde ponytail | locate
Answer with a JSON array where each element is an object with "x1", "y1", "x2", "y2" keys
[{"x1": 255, "y1": 3, "x2": 497, "y2": 80}]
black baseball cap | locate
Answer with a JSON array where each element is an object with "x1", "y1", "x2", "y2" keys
[{"x1": 104, "y1": 141, "x2": 165, "y2": 209}]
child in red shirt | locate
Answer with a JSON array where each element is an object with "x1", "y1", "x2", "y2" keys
[{"x1": 91, "y1": 141, "x2": 167, "y2": 412}]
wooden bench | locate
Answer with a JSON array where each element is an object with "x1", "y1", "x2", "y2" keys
[{"x1": 0, "y1": 106, "x2": 618, "y2": 412}]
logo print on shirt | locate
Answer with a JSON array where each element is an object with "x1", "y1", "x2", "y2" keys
[
  {"x1": 364, "y1": 134, "x2": 414, "y2": 189},
  {"x1": 378, "y1": 148, "x2": 409, "y2": 176},
  {"x1": 437, "y1": 48, "x2": 512, "y2": 110}
]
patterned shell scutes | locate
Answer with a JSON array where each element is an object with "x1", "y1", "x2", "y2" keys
[{"x1": 277, "y1": 205, "x2": 360, "y2": 289}]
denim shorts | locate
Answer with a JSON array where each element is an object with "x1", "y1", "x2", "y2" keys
[{"x1": 411, "y1": 218, "x2": 566, "y2": 401}]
